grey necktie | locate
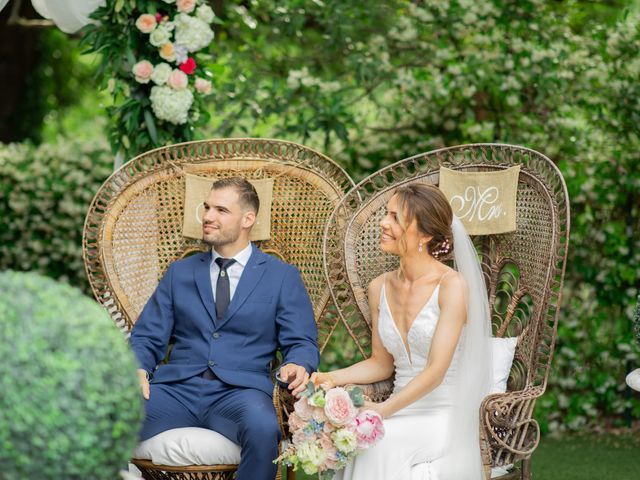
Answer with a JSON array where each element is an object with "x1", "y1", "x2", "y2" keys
[{"x1": 215, "y1": 257, "x2": 236, "y2": 320}]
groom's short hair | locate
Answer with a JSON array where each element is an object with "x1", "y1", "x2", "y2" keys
[{"x1": 211, "y1": 177, "x2": 260, "y2": 214}]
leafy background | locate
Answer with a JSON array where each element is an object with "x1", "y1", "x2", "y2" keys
[{"x1": 0, "y1": 0, "x2": 639, "y2": 435}]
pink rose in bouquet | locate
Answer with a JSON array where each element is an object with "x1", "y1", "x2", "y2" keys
[
  {"x1": 324, "y1": 387, "x2": 358, "y2": 426},
  {"x1": 288, "y1": 411, "x2": 305, "y2": 431},
  {"x1": 293, "y1": 395, "x2": 314, "y2": 421},
  {"x1": 354, "y1": 410, "x2": 385, "y2": 448}
]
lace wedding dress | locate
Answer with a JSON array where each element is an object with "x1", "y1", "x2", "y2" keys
[{"x1": 335, "y1": 277, "x2": 464, "y2": 480}]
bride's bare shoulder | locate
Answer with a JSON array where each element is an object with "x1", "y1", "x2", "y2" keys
[
  {"x1": 439, "y1": 268, "x2": 468, "y2": 302},
  {"x1": 367, "y1": 273, "x2": 388, "y2": 304}
]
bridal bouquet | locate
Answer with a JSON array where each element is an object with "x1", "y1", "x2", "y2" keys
[{"x1": 275, "y1": 383, "x2": 385, "y2": 478}]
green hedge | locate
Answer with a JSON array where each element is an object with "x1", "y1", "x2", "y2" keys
[{"x1": 0, "y1": 139, "x2": 113, "y2": 292}]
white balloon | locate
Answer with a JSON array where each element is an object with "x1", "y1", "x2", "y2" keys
[{"x1": 31, "y1": 0, "x2": 105, "y2": 33}]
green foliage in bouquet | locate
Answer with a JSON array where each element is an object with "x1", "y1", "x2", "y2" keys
[
  {"x1": 0, "y1": 271, "x2": 143, "y2": 480},
  {"x1": 82, "y1": 0, "x2": 220, "y2": 158},
  {"x1": 0, "y1": 139, "x2": 112, "y2": 293}
]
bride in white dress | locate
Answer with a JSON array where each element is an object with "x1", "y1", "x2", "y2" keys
[{"x1": 312, "y1": 184, "x2": 492, "y2": 480}]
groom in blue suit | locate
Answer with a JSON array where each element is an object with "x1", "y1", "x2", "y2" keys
[{"x1": 130, "y1": 177, "x2": 319, "y2": 480}]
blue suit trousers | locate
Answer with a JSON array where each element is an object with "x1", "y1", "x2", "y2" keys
[{"x1": 140, "y1": 374, "x2": 280, "y2": 480}]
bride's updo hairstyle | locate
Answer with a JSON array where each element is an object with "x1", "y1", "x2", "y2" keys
[{"x1": 393, "y1": 183, "x2": 454, "y2": 261}]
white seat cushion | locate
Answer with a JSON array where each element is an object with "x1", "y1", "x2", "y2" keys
[
  {"x1": 491, "y1": 464, "x2": 514, "y2": 478},
  {"x1": 626, "y1": 368, "x2": 640, "y2": 392},
  {"x1": 133, "y1": 427, "x2": 241, "y2": 466},
  {"x1": 491, "y1": 337, "x2": 518, "y2": 394}
]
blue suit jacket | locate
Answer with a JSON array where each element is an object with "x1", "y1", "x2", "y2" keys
[{"x1": 130, "y1": 245, "x2": 319, "y2": 396}]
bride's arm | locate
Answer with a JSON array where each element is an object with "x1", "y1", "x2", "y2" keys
[
  {"x1": 312, "y1": 275, "x2": 395, "y2": 387},
  {"x1": 370, "y1": 272, "x2": 467, "y2": 418}
]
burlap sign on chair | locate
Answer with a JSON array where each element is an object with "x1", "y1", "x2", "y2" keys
[
  {"x1": 183, "y1": 174, "x2": 274, "y2": 241},
  {"x1": 439, "y1": 165, "x2": 521, "y2": 235}
]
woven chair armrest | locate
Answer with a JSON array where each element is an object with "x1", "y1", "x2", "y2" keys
[
  {"x1": 273, "y1": 384, "x2": 297, "y2": 438},
  {"x1": 481, "y1": 385, "x2": 543, "y2": 457},
  {"x1": 345, "y1": 377, "x2": 395, "y2": 403}
]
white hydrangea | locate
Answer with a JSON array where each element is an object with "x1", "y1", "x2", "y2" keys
[
  {"x1": 149, "y1": 25, "x2": 171, "y2": 47},
  {"x1": 151, "y1": 63, "x2": 172, "y2": 85},
  {"x1": 196, "y1": 4, "x2": 215, "y2": 24},
  {"x1": 150, "y1": 85, "x2": 194, "y2": 124},
  {"x1": 174, "y1": 13, "x2": 214, "y2": 52}
]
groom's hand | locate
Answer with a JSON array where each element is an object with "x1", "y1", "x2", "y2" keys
[
  {"x1": 136, "y1": 369, "x2": 150, "y2": 400},
  {"x1": 279, "y1": 363, "x2": 309, "y2": 397}
]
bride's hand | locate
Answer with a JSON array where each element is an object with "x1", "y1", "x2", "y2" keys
[
  {"x1": 310, "y1": 371, "x2": 336, "y2": 389},
  {"x1": 363, "y1": 400, "x2": 390, "y2": 419}
]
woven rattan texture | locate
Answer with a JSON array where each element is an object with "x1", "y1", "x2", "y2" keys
[
  {"x1": 131, "y1": 460, "x2": 236, "y2": 480},
  {"x1": 83, "y1": 139, "x2": 354, "y2": 354},
  {"x1": 323, "y1": 144, "x2": 569, "y2": 478}
]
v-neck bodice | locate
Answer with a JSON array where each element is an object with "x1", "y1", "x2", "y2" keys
[{"x1": 378, "y1": 279, "x2": 461, "y2": 394}]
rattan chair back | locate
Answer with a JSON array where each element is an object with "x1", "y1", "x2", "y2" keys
[
  {"x1": 83, "y1": 138, "x2": 354, "y2": 480},
  {"x1": 83, "y1": 138, "x2": 354, "y2": 352},
  {"x1": 323, "y1": 144, "x2": 569, "y2": 478}
]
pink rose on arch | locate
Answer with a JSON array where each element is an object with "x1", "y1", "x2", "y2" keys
[
  {"x1": 324, "y1": 387, "x2": 357, "y2": 426},
  {"x1": 194, "y1": 77, "x2": 212, "y2": 95},
  {"x1": 167, "y1": 69, "x2": 188, "y2": 90},
  {"x1": 353, "y1": 410, "x2": 385, "y2": 448},
  {"x1": 135, "y1": 14, "x2": 157, "y2": 33},
  {"x1": 293, "y1": 396, "x2": 314, "y2": 421},
  {"x1": 132, "y1": 60, "x2": 154, "y2": 84},
  {"x1": 176, "y1": 0, "x2": 197, "y2": 13}
]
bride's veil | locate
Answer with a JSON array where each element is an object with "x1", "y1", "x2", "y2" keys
[{"x1": 441, "y1": 215, "x2": 493, "y2": 479}]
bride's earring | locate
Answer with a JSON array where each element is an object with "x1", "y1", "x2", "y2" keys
[{"x1": 418, "y1": 242, "x2": 423, "y2": 253}]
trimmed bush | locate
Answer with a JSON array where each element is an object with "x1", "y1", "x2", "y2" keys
[{"x1": 0, "y1": 270, "x2": 143, "y2": 479}]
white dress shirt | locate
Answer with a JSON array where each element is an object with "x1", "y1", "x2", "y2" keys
[{"x1": 210, "y1": 243, "x2": 253, "y2": 302}]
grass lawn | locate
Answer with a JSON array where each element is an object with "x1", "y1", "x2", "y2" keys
[{"x1": 287, "y1": 433, "x2": 640, "y2": 480}]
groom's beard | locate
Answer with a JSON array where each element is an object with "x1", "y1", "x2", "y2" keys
[{"x1": 202, "y1": 222, "x2": 241, "y2": 248}]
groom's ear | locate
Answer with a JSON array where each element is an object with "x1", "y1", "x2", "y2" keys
[{"x1": 242, "y1": 210, "x2": 256, "y2": 229}]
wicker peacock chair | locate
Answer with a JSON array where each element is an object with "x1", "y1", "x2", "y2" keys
[
  {"x1": 323, "y1": 144, "x2": 570, "y2": 479},
  {"x1": 82, "y1": 138, "x2": 354, "y2": 480}
]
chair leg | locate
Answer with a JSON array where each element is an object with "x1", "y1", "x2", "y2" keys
[
  {"x1": 286, "y1": 465, "x2": 296, "y2": 480},
  {"x1": 521, "y1": 458, "x2": 532, "y2": 480}
]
